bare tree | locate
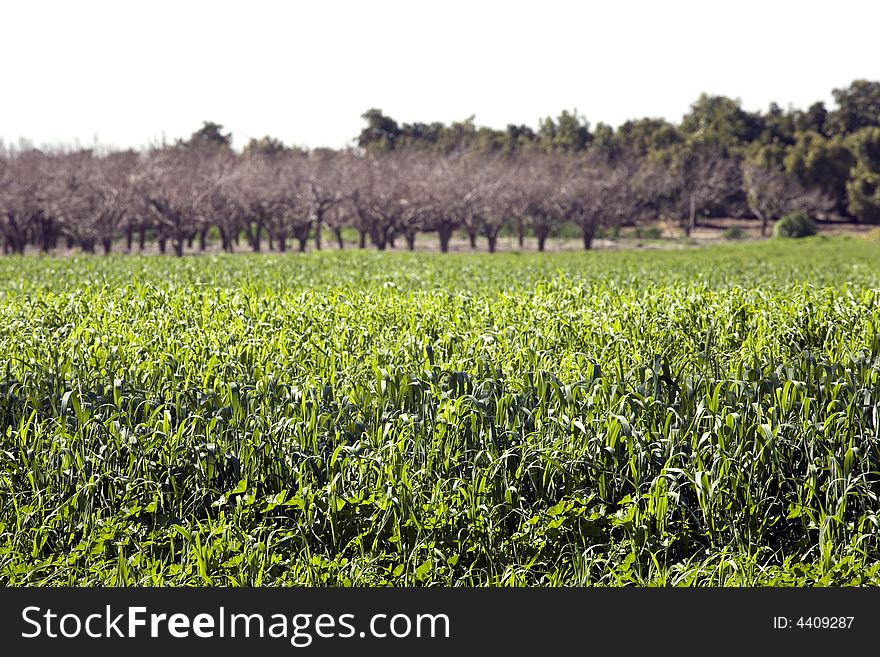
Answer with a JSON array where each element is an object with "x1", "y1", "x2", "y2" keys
[
  {"x1": 395, "y1": 153, "x2": 432, "y2": 250},
  {"x1": 558, "y1": 155, "x2": 644, "y2": 249},
  {"x1": 349, "y1": 155, "x2": 410, "y2": 251},
  {"x1": 649, "y1": 144, "x2": 742, "y2": 237},
  {"x1": 186, "y1": 149, "x2": 239, "y2": 252},
  {"x1": 305, "y1": 150, "x2": 348, "y2": 250},
  {"x1": 418, "y1": 154, "x2": 478, "y2": 253},
  {"x1": 468, "y1": 155, "x2": 528, "y2": 253},
  {"x1": 518, "y1": 154, "x2": 560, "y2": 252},
  {"x1": 284, "y1": 157, "x2": 317, "y2": 252},
  {"x1": 319, "y1": 152, "x2": 361, "y2": 249},
  {"x1": 135, "y1": 146, "x2": 230, "y2": 256},
  {"x1": 46, "y1": 150, "x2": 138, "y2": 253},
  {"x1": 234, "y1": 152, "x2": 288, "y2": 252},
  {"x1": 451, "y1": 152, "x2": 505, "y2": 251},
  {"x1": 742, "y1": 161, "x2": 833, "y2": 236},
  {"x1": 321, "y1": 204, "x2": 346, "y2": 249},
  {"x1": 0, "y1": 154, "x2": 27, "y2": 253},
  {"x1": 0, "y1": 150, "x2": 52, "y2": 254},
  {"x1": 3, "y1": 133, "x2": 819, "y2": 257}
]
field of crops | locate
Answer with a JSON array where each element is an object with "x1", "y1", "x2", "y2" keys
[{"x1": 2, "y1": 237, "x2": 880, "y2": 585}]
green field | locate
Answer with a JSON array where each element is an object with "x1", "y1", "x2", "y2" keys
[{"x1": 2, "y1": 237, "x2": 880, "y2": 585}]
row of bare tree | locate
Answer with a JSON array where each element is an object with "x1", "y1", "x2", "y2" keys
[{"x1": 0, "y1": 146, "x2": 830, "y2": 255}]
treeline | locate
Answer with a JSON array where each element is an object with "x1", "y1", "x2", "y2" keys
[{"x1": 1, "y1": 80, "x2": 879, "y2": 255}]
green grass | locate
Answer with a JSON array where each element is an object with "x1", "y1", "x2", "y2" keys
[{"x1": 2, "y1": 236, "x2": 880, "y2": 585}]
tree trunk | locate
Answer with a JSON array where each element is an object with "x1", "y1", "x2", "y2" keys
[
  {"x1": 199, "y1": 227, "x2": 208, "y2": 251},
  {"x1": 438, "y1": 226, "x2": 453, "y2": 253},
  {"x1": 314, "y1": 221, "x2": 322, "y2": 250},
  {"x1": 358, "y1": 231, "x2": 367, "y2": 249},
  {"x1": 535, "y1": 226, "x2": 549, "y2": 252},
  {"x1": 40, "y1": 227, "x2": 52, "y2": 253},
  {"x1": 37, "y1": 217, "x2": 56, "y2": 253},
  {"x1": 517, "y1": 220, "x2": 525, "y2": 248},
  {"x1": 468, "y1": 230, "x2": 477, "y2": 249},
  {"x1": 173, "y1": 239, "x2": 184, "y2": 257},
  {"x1": 277, "y1": 233, "x2": 287, "y2": 252},
  {"x1": 219, "y1": 227, "x2": 232, "y2": 252},
  {"x1": 405, "y1": 231, "x2": 416, "y2": 251},
  {"x1": 126, "y1": 228, "x2": 133, "y2": 252},
  {"x1": 487, "y1": 232, "x2": 498, "y2": 253},
  {"x1": 158, "y1": 238, "x2": 167, "y2": 254},
  {"x1": 298, "y1": 236, "x2": 308, "y2": 252},
  {"x1": 139, "y1": 227, "x2": 147, "y2": 251},
  {"x1": 582, "y1": 225, "x2": 595, "y2": 250},
  {"x1": 102, "y1": 237, "x2": 113, "y2": 254},
  {"x1": 334, "y1": 228, "x2": 344, "y2": 250},
  {"x1": 685, "y1": 192, "x2": 695, "y2": 237}
]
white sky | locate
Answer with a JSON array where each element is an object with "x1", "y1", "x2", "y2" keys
[{"x1": 2, "y1": 0, "x2": 878, "y2": 151}]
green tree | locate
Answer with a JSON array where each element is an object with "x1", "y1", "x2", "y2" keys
[
  {"x1": 784, "y1": 131, "x2": 855, "y2": 214},
  {"x1": 398, "y1": 121, "x2": 444, "y2": 150},
  {"x1": 792, "y1": 101, "x2": 828, "y2": 135},
  {"x1": 826, "y1": 80, "x2": 880, "y2": 136},
  {"x1": 846, "y1": 127, "x2": 880, "y2": 223},
  {"x1": 179, "y1": 121, "x2": 233, "y2": 150},
  {"x1": 357, "y1": 109, "x2": 401, "y2": 153},
  {"x1": 435, "y1": 116, "x2": 479, "y2": 153},
  {"x1": 471, "y1": 126, "x2": 506, "y2": 153},
  {"x1": 538, "y1": 109, "x2": 592, "y2": 153},
  {"x1": 243, "y1": 135, "x2": 290, "y2": 157},
  {"x1": 680, "y1": 94, "x2": 763, "y2": 148},
  {"x1": 501, "y1": 124, "x2": 537, "y2": 154},
  {"x1": 757, "y1": 102, "x2": 796, "y2": 146},
  {"x1": 614, "y1": 118, "x2": 681, "y2": 157},
  {"x1": 744, "y1": 140, "x2": 788, "y2": 169},
  {"x1": 590, "y1": 122, "x2": 617, "y2": 160}
]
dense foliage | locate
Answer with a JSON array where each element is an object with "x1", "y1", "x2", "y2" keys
[
  {"x1": 773, "y1": 211, "x2": 817, "y2": 238},
  {"x1": 2, "y1": 238, "x2": 880, "y2": 585}
]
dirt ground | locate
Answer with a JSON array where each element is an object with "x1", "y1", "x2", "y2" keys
[
  {"x1": 13, "y1": 217, "x2": 877, "y2": 257},
  {"x1": 394, "y1": 217, "x2": 877, "y2": 253}
]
